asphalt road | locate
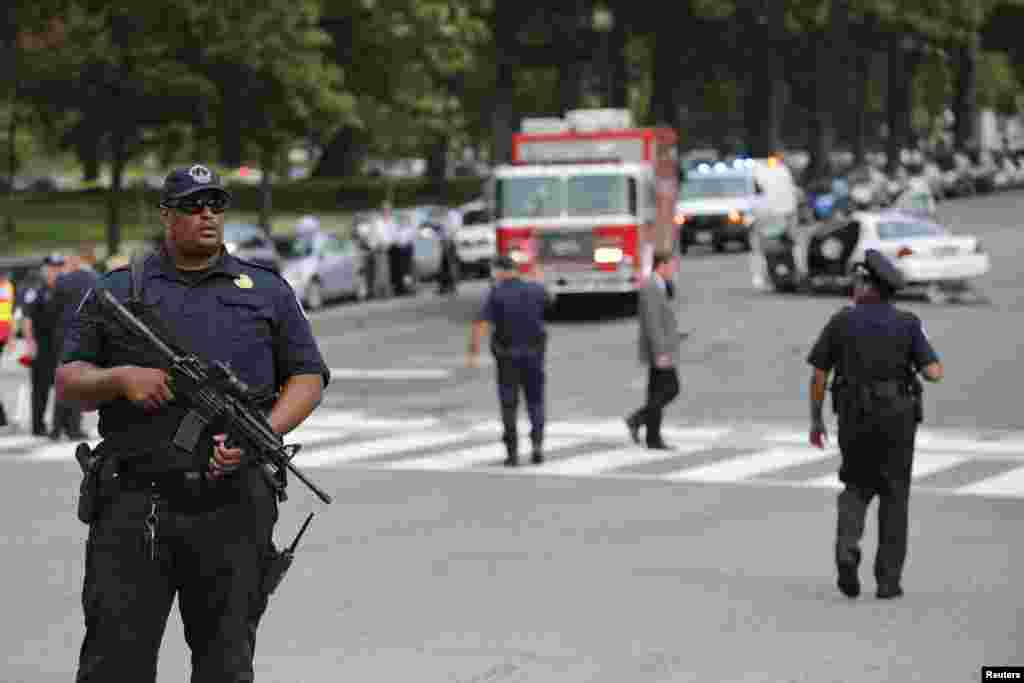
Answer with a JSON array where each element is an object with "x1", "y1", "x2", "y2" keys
[{"x1": 0, "y1": 191, "x2": 1021, "y2": 681}]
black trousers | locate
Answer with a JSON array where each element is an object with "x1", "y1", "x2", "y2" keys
[
  {"x1": 76, "y1": 466, "x2": 278, "y2": 683},
  {"x1": 835, "y1": 399, "x2": 916, "y2": 588},
  {"x1": 30, "y1": 352, "x2": 57, "y2": 434},
  {"x1": 0, "y1": 339, "x2": 7, "y2": 425},
  {"x1": 630, "y1": 366, "x2": 680, "y2": 445},
  {"x1": 496, "y1": 353, "x2": 545, "y2": 455},
  {"x1": 835, "y1": 481, "x2": 911, "y2": 589},
  {"x1": 388, "y1": 244, "x2": 414, "y2": 294}
]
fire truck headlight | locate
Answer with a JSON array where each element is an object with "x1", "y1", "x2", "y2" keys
[
  {"x1": 509, "y1": 249, "x2": 530, "y2": 264},
  {"x1": 594, "y1": 246, "x2": 623, "y2": 264}
]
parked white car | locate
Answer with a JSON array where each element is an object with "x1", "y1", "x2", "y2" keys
[{"x1": 455, "y1": 199, "x2": 496, "y2": 278}]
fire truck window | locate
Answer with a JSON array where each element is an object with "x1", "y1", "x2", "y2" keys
[
  {"x1": 496, "y1": 177, "x2": 563, "y2": 219},
  {"x1": 567, "y1": 174, "x2": 633, "y2": 216}
]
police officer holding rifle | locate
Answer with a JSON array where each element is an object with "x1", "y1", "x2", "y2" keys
[{"x1": 56, "y1": 164, "x2": 331, "y2": 682}]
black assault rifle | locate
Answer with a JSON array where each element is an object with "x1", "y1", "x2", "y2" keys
[{"x1": 97, "y1": 288, "x2": 333, "y2": 505}]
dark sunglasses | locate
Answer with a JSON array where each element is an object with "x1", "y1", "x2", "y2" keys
[{"x1": 162, "y1": 194, "x2": 231, "y2": 214}]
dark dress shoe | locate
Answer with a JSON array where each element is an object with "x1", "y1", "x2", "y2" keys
[
  {"x1": 646, "y1": 441, "x2": 676, "y2": 451},
  {"x1": 531, "y1": 452, "x2": 544, "y2": 465},
  {"x1": 48, "y1": 430, "x2": 62, "y2": 441},
  {"x1": 624, "y1": 416, "x2": 641, "y2": 445},
  {"x1": 503, "y1": 455, "x2": 519, "y2": 467},
  {"x1": 876, "y1": 585, "x2": 903, "y2": 599},
  {"x1": 837, "y1": 565, "x2": 861, "y2": 598}
]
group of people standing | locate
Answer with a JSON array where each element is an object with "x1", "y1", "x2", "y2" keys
[
  {"x1": 0, "y1": 243, "x2": 99, "y2": 438},
  {"x1": 355, "y1": 202, "x2": 461, "y2": 299}
]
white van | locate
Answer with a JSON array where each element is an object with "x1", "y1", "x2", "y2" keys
[{"x1": 675, "y1": 157, "x2": 799, "y2": 253}]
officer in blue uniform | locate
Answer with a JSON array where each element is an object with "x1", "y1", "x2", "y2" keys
[
  {"x1": 807, "y1": 249, "x2": 943, "y2": 600},
  {"x1": 56, "y1": 164, "x2": 329, "y2": 682},
  {"x1": 22, "y1": 253, "x2": 65, "y2": 436},
  {"x1": 50, "y1": 245, "x2": 100, "y2": 439},
  {"x1": 468, "y1": 256, "x2": 549, "y2": 466}
]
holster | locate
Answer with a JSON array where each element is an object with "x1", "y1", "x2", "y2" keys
[
  {"x1": 261, "y1": 546, "x2": 294, "y2": 597},
  {"x1": 75, "y1": 443, "x2": 104, "y2": 525}
]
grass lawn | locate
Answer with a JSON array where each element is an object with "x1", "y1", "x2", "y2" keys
[{"x1": 1, "y1": 191, "x2": 355, "y2": 258}]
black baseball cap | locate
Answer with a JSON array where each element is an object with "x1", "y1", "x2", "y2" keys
[
  {"x1": 160, "y1": 164, "x2": 231, "y2": 203},
  {"x1": 853, "y1": 249, "x2": 905, "y2": 293}
]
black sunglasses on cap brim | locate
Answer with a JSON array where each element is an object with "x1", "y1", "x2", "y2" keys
[{"x1": 161, "y1": 194, "x2": 231, "y2": 214}]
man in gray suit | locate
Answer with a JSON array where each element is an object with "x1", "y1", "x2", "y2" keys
[{"x1": 625, "y1": 251, "x2": 682, "y2": 450}]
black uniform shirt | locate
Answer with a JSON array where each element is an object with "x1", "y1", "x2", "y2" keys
[
  {"x1": 63, "y1": 248, "x2": 330, "y2": 442},
  {"x1": 22, "y1": 281, "x2": 60, "y2": 351},
  {"x1": 478, "y1": 277, "x2": 548, "y2": 356},
  {"x1": 807, "y1": 301, "x2": 939, "y2": 380}
]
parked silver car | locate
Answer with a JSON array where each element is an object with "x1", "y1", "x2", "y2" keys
[
  {"x1": 276, "y1": 232, "x2": 368, "y2": 310},
  {"x1": 223, "y1": 222, "x2": 282, "y2": 273}
]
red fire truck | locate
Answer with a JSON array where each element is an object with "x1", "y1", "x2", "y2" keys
[{"x1": 489, "y1": 109, "x2": 679, "y2": 300}]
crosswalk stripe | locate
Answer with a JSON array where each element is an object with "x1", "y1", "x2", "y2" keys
[
  {"x1": 298, "y1": 431, "x2": 467, "y2": 468},
  {"x1": 800, "y1": 452, "x2": 971, "y2": 489},
  {"x1": 537, "y1": 443, "x2": 706, "y2": 476},
  {"x1": 22, "y1": 439, "x2": 103, "y2": 462},
  {"x1": 954, "y1": 463, "x2": 1024, "y2": 498},
  {"x1": 299, "y1": 411, "x2": 440, "y2": 432},
  {"x1": 470, "y1": 419, "x2": 730, "y2": 443},
  {"x1": 662, "y1": 445, "x2": 837, "y2": 482},
  {"x1": 0, "y1": 434, "x2": 46, "y2": 451},
  {"x1": 766, "y1": 428, "x2": 1024, "y2": 457},
  {"x1": 389, "y1": 436, "x2": 588, "y2": 471}
]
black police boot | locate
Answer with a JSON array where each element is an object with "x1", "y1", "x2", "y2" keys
[
  {"x1": 837, "y1": 564, "x2": 861, "y2": 598},
  {"x1": 503, "y1": 451, "x2": 519, "y2": 467},
  {"x1": 531, "y1": 443, "x2": 544, "y2": 465},
  {"x1": 875, "y1": 584, "x2": 903, "y2": 599},
  {"x1": 624, "y1": 414, "x2": 641, "y2": 445}
]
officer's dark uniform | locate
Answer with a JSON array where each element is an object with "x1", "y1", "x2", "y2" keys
[
  {"x1": 23, "y1": 256, "x2": 64, "y2": 436},
  {"x1": 478, "y1": 258, "x2": 548, "y2": 464},
  {"x1": 64, "y1": 228, "x2": 329, "y2": 678},
  {"x1": 51, "y1": 265, "x2": 99, "y2": 438},
  {"x1": 807, "y1": 250, "x2": 938, "y2": 597}
]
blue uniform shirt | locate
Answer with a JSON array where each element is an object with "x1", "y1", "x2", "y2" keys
[
  {"x1": 807, "y1": 301, "x2": 938, "y2": 379},
  {"x1": 478, "y1": 277, "x2": 548, "y2": 356},
  {"x1": 63, "y1": 248, "x2": 329, "y2": 441},
  {"x1": 54, "y1": 267, "x2": 100, "y2": 335}
]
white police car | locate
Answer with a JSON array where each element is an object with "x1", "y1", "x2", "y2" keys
[{"x1": 758, "y1": 208, "x2": 990, "y2": 300}]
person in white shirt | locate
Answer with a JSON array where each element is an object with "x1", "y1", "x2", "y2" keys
[
  {"x1": 437, "y1": 207, "x2": 462, "y2": 294},
  {"x1": 391, "y1": 211, "x2": 417, "y2": 295}
]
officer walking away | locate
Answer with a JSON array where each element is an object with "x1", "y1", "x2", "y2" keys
[
  {"x1": 56, "y1": 163, "x2": 329, "y2": 682},
  {"x1": 625, "y1": 251, "x2": 683, "y2": 450},
  {"x1": 467, "y1": 255, "x2": 548, "y2": 466},
  {"x1": 0, "y1": 270, "x2": 14, "y2": 428},
  {"x1": 807, "y1": 249, "x2": 943, "y2": 600},
  {"x1": 50, "y1": 243, "x2": 100, "y2": 440},
  {"x1": 21, "y1": 253, "x2": 65, "y2": 437}
]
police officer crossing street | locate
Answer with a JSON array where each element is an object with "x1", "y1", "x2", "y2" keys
[
  {"x1": 467, "y1": 256, "x2": 548, "y2": 466},
  {"x1": 807, "y1": 249, "x2": 943, "y2": 600},
  {"x1": 56, "y1": 164, "x2": 330, "y2": 682}
]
